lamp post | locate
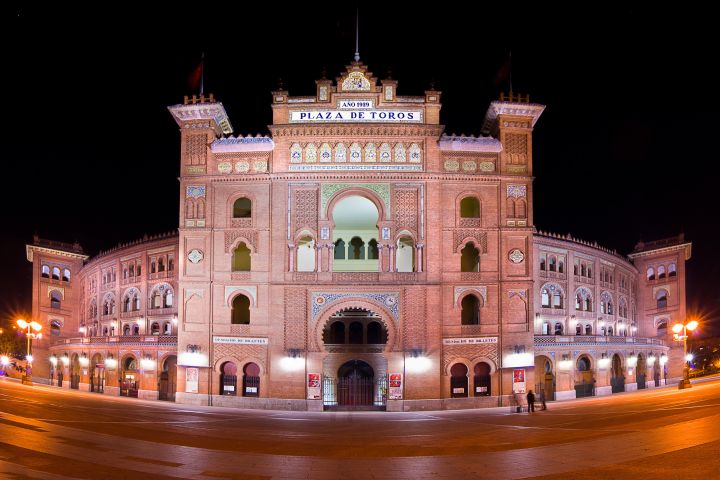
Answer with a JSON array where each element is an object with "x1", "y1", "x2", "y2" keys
[
  {"x1": 16, "y1": 319, "x2": 42, "y2": 385},
  {"x1": 672, "y1": 318, "x2": 698, "y2": 389}
]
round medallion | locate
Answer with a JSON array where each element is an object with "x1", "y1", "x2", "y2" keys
[
  {"x1": 315, "y1": 296, "x2": 326, "y2": 306},
  {"x1": 384, "y1": 296, "x2": 397, "y2": 307},
  {"x1": 187, "y1": 249, "x2": 204, "y2": 264},
  {"x1": 508, "y1": 249, "x2": 525, "y2": 264}
]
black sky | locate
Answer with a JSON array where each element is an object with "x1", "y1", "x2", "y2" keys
[{"x1": 6, "y1": 4, "x2": 720, "y2": 334}]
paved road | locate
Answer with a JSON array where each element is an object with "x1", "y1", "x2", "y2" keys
[{"x1": 1, "y1": 379, "x2": 719, "y2": 479}]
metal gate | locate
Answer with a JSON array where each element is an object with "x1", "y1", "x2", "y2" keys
[
  {"x1": 242, "y1": 375, "x2": 259, "y2": 397},
  {"x1": 474, "y1": 375, "x2": 491, "y2": 396},
  {"x1": 159, "y1": 371, "x2": 177, "y2": 401},
  {"x1": 323, "y1": 375, "x2": 387, "y2": 409},
  {"x1": 575, "y1": 382, "x2": 594, "y2": 398},
  {"x1": 611, "y1": 376, "x2": 625, "y2": 393},
  {"x1": 637, "y1": 373, "x2": 647, "y2": 389},
  {"x1": 220, "y1": 374, "x2": 237, "y2": 396}
]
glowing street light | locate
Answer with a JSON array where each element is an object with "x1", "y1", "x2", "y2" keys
[
  {"x1": 16, "y1": 318, "x2": 42, "y2": 385},
  {"x1": 672, "y1": 318, "x2": 698, "y2": 389}
]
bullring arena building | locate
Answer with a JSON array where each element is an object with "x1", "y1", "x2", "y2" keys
[{"x1": 25, "y1": 60, "x2": 692, "y2": 410}]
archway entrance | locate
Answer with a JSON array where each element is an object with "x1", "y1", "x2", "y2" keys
[
  {"x1": 90, "y1": 353, "x2": 104, "y2": 393},
  {"x1": 534, "y1": 355, "x2": 555, "y2": 401},
  {"x1": 450, "y1": 363, "x2": 469, "y2": 398},
  {"x1": 70, "y1": 354, "x2": 80, "y2": 390},
  {"x1": 574, "y1": 355, "x2": 595, "y2": 398},
  {"x1": 331, "y1": 195, "x2": 380, "y2": 272},
  {"x1": 120, "y1": 356, "x2": 139, "y2": 397},
  {"x1": 611, "y1": 354, "x2": 625, "y2": 393},
  {"x1": 159, "y1": 355, "x2": 177, "y2": 401},
  {"x1": 636, "y1": 354, "x2": 647, "y2": 389},
  {"x1": 473, "y1": 362, "x2": 491, "y2": 396},
  {"x1": 337, "y1": 360, "x2": 374, "y2": 407}
]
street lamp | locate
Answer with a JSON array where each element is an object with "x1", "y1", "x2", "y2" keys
[
  {"x1": 16, "y1": 319, "x2": 42, "y2": 385},
  {"x1": 672, "y1": 318, "x2": 699, "y2": 389}
]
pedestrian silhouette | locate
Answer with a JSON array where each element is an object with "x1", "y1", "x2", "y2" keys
[
  {"x1": 539, "y1": 390, "x2": 547, "y2": 410},
  {"x1": 526, "y1": 390, "x2": 535, "y2": 413}
]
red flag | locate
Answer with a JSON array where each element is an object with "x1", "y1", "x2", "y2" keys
[{"x1": 187, "y1": 53, "x2": 204, "y2": 95}]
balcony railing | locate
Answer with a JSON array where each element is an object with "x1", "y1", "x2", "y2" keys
[
  {"x1": 534, "y1": 335, "x2": 665, "y2": 347},
  {"x1": 53, "y1": 335, "x2": 177, "y2": 346},
  {"x1": 147, "y1": 307, "x2": 176, "y2": 316}
]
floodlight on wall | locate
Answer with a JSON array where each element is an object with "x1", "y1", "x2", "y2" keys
[
  {"x1": 61, "y1": 353, "x2": 70, "y2": 366},
  {"x1": 105, "y1": 354, "x2": 117, "y2": 369},
  {"x1": 281, "y1": 348, "x2": 305, "y2": 371},
  {"x1": 505, "y1": 344, "x2": 533, "y2": 368},
  {"x1": 178, "y1": 344, "x2": 208, "y2": 367},
  {"x1": 140, "y1": 354, "x2": 156, "y2": 370},
  {"x1": 79, "y1": 353, "x2": 89, "y2": 367},
  {"x1": 559, "y1": 353, "x2": 573, "y2": 370},
  {"x1": 49, "y1": 355, "x2": 58, "y2": 366},
  {"x1": 405, "y1": 348, "x2": 431, "y2": 373},
  {"x1": 598, "y1": 353, "x2": 610, "y2": 369},
  {"x1": 627, "y1": 352, "x2": 638, "y2": 367},
  {"x1": 660, "y1": 353, "x2": 668, "y2": 365},
  {"x1": 648, "y1": 354, "x2": 656, "y2": 365}
]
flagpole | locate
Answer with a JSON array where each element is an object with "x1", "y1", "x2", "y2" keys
[{"x1": 200, "y1": 52, "x2": 205, "y2": 97}]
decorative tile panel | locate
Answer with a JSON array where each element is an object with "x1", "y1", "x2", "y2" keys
[
  {"x1": 321, "y1": 183, "x2": 390, "y2": 216},
  {"x1": 311, "y1": 292, "x2": 399, "y2": 321}
]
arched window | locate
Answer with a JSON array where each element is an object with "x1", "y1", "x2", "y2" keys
[
  {"x1": 558, "y1": 261, "x2": 565, "y2": 273},
  {"x1": 607, "y1": 301, "x2": 613, "y2": 315},
  {"x1": 151, "y1": 261, "x2": 157, "y2": 274},
  {"x1": 168, "y1": 258, "x2": 174, "y2": 271},
  {"x1": 329, "y1": 321, "x2": 345, "y2": 343},
  {"x1": 576, "y1": 323, "x2": 582, "y2": 335},
  {"x1": 461, "y1": 294, "x2": 480, "y2": 325},
  {"x1": 460, "y1": 242, "x2": 480, "y2": 272},
  {"x1": 231, "y1": 294, "x2": 250, "y2": 324},
  {"x1": 396, "y1": 236, "x2": 415, "y2": 272},
  {"x1": 540, "y1": 257, "x2": 546, "y2": 270},
  {"x1": 581, "y1": 264, "x2": 586, "y2": 276},
  {"x1": 656, "y1": 319, "x2": 667, "y2": 334},
  {"x1": 163, "y1": 289, "x2": 173, "y2": 308},
  {"x1": 348, "y1": 322, "x2": 363, "y2": 344},
  {"x1": 516, "y1": 199, "x2": 527, "y2": 218},
  {"x1": 587, "y1": 267, "x2": 592, "y2": 278},
  {"x1": 232, "y1": 242, "x2": 251, "y2": 271},
  {"x1": 541, "y1": 288, "x2": 550, "y2": 307},
  {"x1": 103, "y1": 327, "x2": 108, "y2": 336},
  {"x1": 158, "y1": 258, "x2": 165, "y2": 272},
  {"x1": 221, "y1": 361, "x2": 238, "y2": 396},
  {"x1": 297, "y1": 236, "x2": 316, "y2": 272},
  {"x1": 474, "y1": 362, "x2": 491, "y2": 396},
  {"x1": 123, "y1": 324, "x2": 130, "y2": 335},
  {"x1": 151, "y1": 290, "x2": 162, "y2": 309},
  {"x1": 549, "y1": 256, "x2": 557, "y2": 272},
  {"x1": 63, "y1": 269, "x2": 70, "y2": 282},
  {"x1": 575, "y1": 293, "x2": 582, "y2": 310},
  {"x1": 51, "y1": 290, "x2": 62, "y2": 309},
  {"x1": 657, "y1": 265, "x2": 666, "y2": 279},
  {"x1": 50, "y1": 320, "x2": 61, "y2": 336},
  {"x1": 577, "y1": 356, "x2": 591, "y2": 371},
  {"x1": 669, "y1": 263, "x2": 677, "y2": 277},
  {"x1": 132, "y1": 324, "x2": 140, "y2": 335},
  {"x1": 233, "y1": 197, "x2": 252, "y2": 218},
  {"x1": 607, "y1": 326, "x2": 614, "y2": 336},
  {"x1": 553, "y1": 291, "x2": 563, "y2": 308},
  {"x1": 585, "y1": 324, "x2": 592, "y2": 335},
  {"x1": 349, "y1": 237, "x2": 365, "y2": 260},
  {"x1": 123, "y1": 296, "x2": 131, "y2": 313},
  {"x1": 585, "y1": 297, "x2": 592, "y2": 311},
  {"x1": 460, "y1": 197, "x2": 480, "y2": 218},
  {"x1": 41, "y1": 265, "x2": 50, "y2": 278},
  {"x1": 367, "y1": 321, "x2": 385, "y2": 344},
  {"x1": 242, "y1": 362, "x2": 260, "y2": 397},
  {"x1": 52, "y1": 267, "x2": 60, "y2": 280},
  {"x1": 151, "y1": 322, "x2": 160, "y2": 335},
  {"x1": 334, "y1": 239, "x2": 345, "y2": 260},
  {"x1": 124, "y1": 356, "x2": 137, "y2": 371},
  {"x1": 134, "y1": 294, "x2": 140, "y2": 311},
  {"x1": 367, "y1": 239, "x2": 379, "y2": 260},
  {"x1": 129, "y1": 264, "x2": 135, "y2": 276},
  {"x1": 554, "y1": 322, "x2": 563, "y2": 335},
  {"x1": 656, "y1": 290, "x2": 668, "y2": 309},
  {"x1": 647, "y1": 267, "x2": 655, "y2": 281},
  {"x1": 450, "y1": 363, "x2": 469, "y2": 398}
]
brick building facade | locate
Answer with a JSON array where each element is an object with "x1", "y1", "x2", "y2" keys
[{"x1": 24, "y1": 61, "x2": 691, "y2": 409}]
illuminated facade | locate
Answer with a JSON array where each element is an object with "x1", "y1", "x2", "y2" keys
[{"x1": 25, "y1": 61, "x2": 690, "y2": 409}]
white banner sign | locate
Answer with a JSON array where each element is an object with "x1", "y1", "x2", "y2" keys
[
  {"x1": 289, "y1": 109, "x2": 423, "y2": 123},
  {"x1": 213, "y1": 336, "x2": 268, "y2": 345},
  {"x1": 443, "y1": 337, "x2": 498, "y2": 345}
]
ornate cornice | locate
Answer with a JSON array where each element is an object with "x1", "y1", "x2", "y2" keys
[
  {"x1": 212, "y1": 135, "x2": 274, "y2": 153},
  {"x1": 167, "y1": 102, "x2": 233, "y2": 135},
  {"x1": 269, "y1": 124, "x2": 444, "y2": 137},
  {"x1": 627, "y1": 243, "x2": 692, "y2": 261},
  {"x1": 439, "y1": 134, "x2": 502, "y2": 153},
  {"x1": 481, "y1": 101, "x2": 545, "y2": 135},
  {"x1": 26, "y1": 245, "x2": 89, "y2": 263}
]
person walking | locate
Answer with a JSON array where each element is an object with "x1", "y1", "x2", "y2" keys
[
  {"x1": 539, "y1": 389, "x2": 547, "y2": 410},
  {"x1": 526, "y1": 390, "x2": 535, "y2": 413}
]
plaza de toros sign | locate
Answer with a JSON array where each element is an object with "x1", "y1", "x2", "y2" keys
[{"x1": 289, "y1": 99, "x2": 423, "y2": 123}]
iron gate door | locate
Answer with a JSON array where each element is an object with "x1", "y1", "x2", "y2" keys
[
  {"x1": 637, "y1": 373, "x2": 647, "y2": 389},
  {"x1": 338, "y1": 374, "x2": 373, "y2": 406}
]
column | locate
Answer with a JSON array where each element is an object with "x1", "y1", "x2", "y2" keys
[
  {"x1": 327, "y1": 244, "x2": 335, "y2": 272},
  {"x1": 389, "y1": 245, "x2": 396, "y2": 272},
  {"x1": 377, "y1": 244, "x2": 384, "y2": 272},
  {"x1": 316, "y1": 245, "x2": 323, "y2": 272},
  {"x1": 288, "y1": 244, "x2": 295, "y2": 272},
  {"x1": 416, "y1": 243, "x2": 424, "y2": 273}
]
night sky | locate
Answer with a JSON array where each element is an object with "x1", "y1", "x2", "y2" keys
[{"x1": 6, "y1": 5, "x2": 719, "y2": 334}]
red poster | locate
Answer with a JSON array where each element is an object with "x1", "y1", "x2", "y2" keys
[{"x1": 513, "y1": 369, "x2": 525, "y2": 383}]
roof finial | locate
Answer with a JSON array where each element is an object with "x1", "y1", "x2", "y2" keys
[{"x1": 354, "y1": 8, "x2": 360, "y2": 62}]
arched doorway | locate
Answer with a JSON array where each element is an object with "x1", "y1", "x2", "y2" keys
[
  {"x1": 653, "y1": 356, "x2": 661, "y2": 386},
  {"x1": 120, "y1": 355, "x2": 138, "y2": 397},
  {"x1": 70, "y1": 354, "x2": 80, "y2": 390},
  {"x1": 242, "y1": 362, "x2": 260, "y2": 397},
  {"x1": 473, "y1": 362, "x2": 491, "y2": 396},
  {"x1": 534, "y1": 355, "x2": 555, "y2": 401},
  {"x1": 220, "y1": 361, "x2": 237, "y2": 396},
  {"x1": 574, "y1": 355, "x2": 594, "y2": 397},
  {"x1": 450, "y1": 363, "x2": 469, "y2": 398},
  {"x1": 159, "y1": 355, "x2": 177, "y2": 401},
  {"x1": 90, "y1": 353, "x2": 104, "y2": 393},
  {"x1": 337, "y1": 360, "x2": 374, "y2": 407},
  {"x1": 611, "y1": 354, "x2": 625, "y2": 393},
  {"x1": 636, "y1": 354, "x2": 647, "y2": 389}
]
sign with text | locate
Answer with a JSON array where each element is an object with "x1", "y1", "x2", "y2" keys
[
  {"x1": 186, "y1": 367, "x2": 198, "y2": 393},
  {"x1": 443, "y1": 337, "x2": 498, "y2": 345},
  {"x1": 389, "y1": 373, "x2": 403, "y2": 400},
  {"x1": 289, "y1": 109, "x2": 423, "y2": 123},
  {"x1": 212, "y1": 336, "x2": 269, "y2": 345},
  {"x1": 307, "y1": 373, "x2": 321, "y2": 400}
]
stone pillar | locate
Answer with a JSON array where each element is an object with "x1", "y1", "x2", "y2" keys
[
  {"x1": 416, "y1": 243, "x2": 424, "y2": 273},
  {"x1": 327, "y1": 244, "x2": 334, "y2": 272},
  {"x1": 316, "y1": 245, "x2": 323, "y2": 272},
  {"x1": 288, "y1": 244, "x2": 295, "y2": 272},
  {"x1": 389, "y1": 245, "x2": 396, "y2": 272},
  {"x1": 378, "y1": 244, "x2": 384, "y2": 272}
]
